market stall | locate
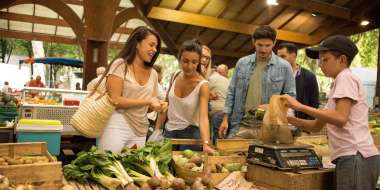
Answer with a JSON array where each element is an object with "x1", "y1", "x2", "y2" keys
[{"x1": 19, "y1": 87, "x2": 87, "y2": 136}]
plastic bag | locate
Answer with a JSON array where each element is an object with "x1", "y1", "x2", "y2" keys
[
  {"x1": 147, "y1": 129, "x2": 165, "y2": 142},
  {"x1": 260, "y1": 95, "x2": 294, "y2": 144}
]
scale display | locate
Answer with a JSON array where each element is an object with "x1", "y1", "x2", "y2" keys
[{"x1": 248, "y1": 143, "x2": 323, "y2": 170}]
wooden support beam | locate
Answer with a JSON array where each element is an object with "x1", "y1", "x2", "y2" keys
[
  {"x1": 310, "y1": 0, "x2": 377, "y2": 44},
  {"x1": 0, "y1": 29, "x2": 128, "y2": 49},
  {"x1": 276, "y1": 0, "x2": 352, "y2": 21},
  {"x1": 131, "y1": 0, "x2": 177, "y2": 54},
  {"x1": 147, "y1": 7, "x2": 313, "y2": 45},
  {"x1": 61, "y1": 0, "x2": 124, "y2": 11},
  {"x1": 112, "y1": 7, "x2": 140, "y2": 34},
  {"x1": 0, "y1": 29, "x2": 78, "y2": 44},
  {"x1": 5, "y1": 0, "x2": 85, "y2": 50},
  {"x1": 0, "y1": 12, "x2": 135, "y2": 35},
  {"x1": 0, "y1": 11, "x2": 67, "y2": 26},
  {"x1": 0, "y1": 0, "x2": 17, "y2": 10}
]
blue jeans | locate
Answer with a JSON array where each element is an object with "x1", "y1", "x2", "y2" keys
[
  {"x1": 164, "y1": 125, "x2": 201, "y2": 151},
  {"x1": 211, "y1": 111, "x2": 236, "y2": 142},
  {"x1": 333, "y1": 152, "x2": 380, "y2": 190}
]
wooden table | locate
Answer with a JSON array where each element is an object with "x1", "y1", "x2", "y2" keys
[{"x1": 63, "y1": 178, "x2": 107, "y2": 190}]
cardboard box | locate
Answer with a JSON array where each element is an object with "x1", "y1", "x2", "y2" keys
[{"x1": 247, "y1": 164, "x2": 334, "y2": 190}]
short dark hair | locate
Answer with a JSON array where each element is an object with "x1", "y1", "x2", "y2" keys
[
  {"x1": 253, "y1": 25, "x2": 277, "y2": 42},
  {"x1": 177, "y1": 39, "x2": 203, "y2": 74},
  {"x1": 4, "y1": 81, "x2": 9, "y2": 85},
  {"x1": 278, "y1": 43, "x2": 298, "y2": 55}
]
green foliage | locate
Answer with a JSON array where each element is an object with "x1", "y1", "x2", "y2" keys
[
  {"x1": 350, "y1": 29, "x2": 379, "y2": 68},
  {"x1": 296, "y1": 28, "x2": 379, "y2": 94},
  {"x1": 154, "y1": 54, "x2": 179, "y2": 87},
  {"x1": 0, "y1": 38, "x2": 35, "y2": 62}
]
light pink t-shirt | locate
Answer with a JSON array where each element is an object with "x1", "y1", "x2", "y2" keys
[
  {"x1": 107, "y1": 59, "x2": 158, "y2": 136},
  {"x1": 326, "y1": 68, "x2": 379, "y2": 161}
]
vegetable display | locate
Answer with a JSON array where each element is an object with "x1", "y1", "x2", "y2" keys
[
  {"x1": 173, "y1": 149, "x2": 247, "y2": 173},
  {"x1": 64, "y1": 140, "x2": 193, "y2": 190}
]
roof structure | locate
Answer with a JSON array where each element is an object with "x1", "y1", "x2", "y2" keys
[
  {"x1": 0, "y1": 0, "x2": 154, "y2": 49},
  {"x1": 0, "y1": 0, "x2": 379, "y2": 82}
]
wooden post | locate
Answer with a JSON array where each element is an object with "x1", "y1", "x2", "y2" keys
[
  {"x1": 375, "y1": 31, "x2": 380, "y2": 108},
  {"x1": 83, "y1": 40, "x2": 108, "y2": 89},
  {"x1": 82, "y1": 0, "x2": 120, "y2": 89}
]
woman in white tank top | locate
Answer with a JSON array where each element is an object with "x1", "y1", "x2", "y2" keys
[{"x1": 155, "y1": 39, "x2": 215, "y2": 154}]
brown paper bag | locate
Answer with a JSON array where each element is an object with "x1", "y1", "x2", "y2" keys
[{"x1": 260, "y1": 95, "x2": 294, "y2": 144}]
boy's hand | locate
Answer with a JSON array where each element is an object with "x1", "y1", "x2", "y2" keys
[{"x1": 281, "y1": 94, "x2": 303, "y2": 111}]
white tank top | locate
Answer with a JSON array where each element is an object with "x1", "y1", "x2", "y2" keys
[{"x1": 165, "y1": 78, "x2": 208, "y2": 131}]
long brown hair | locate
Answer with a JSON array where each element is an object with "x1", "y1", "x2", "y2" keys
[{"x1": 90, "y1": 26, "x2": 161, "y2": 95}]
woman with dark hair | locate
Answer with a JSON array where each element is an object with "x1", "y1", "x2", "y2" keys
[
  {"x1": 97, "y1": 26, "x2": 166, "y2": 152},
  {"x1": 155, "y1": 39, "x2": 215, "y2": 154}
]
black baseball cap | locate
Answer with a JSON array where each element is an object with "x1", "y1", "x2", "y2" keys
[{"x1": 306, "y1": 35, "x2": 358, "y2": 60}]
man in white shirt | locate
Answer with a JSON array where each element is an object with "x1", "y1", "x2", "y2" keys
[
  {"x1": 87, "y1": 66, "x2": 106, "y2": 91},
  {"x1": 2, "y1": 81, "x2": 11, "y2": 94},
  {"x1": 209, "y1": 64, "x2": 230, "y2": 142}
]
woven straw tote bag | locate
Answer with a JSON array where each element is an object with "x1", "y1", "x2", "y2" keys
[{"x1": 70, "y1": 76, "x2": 116, "y2": 138}]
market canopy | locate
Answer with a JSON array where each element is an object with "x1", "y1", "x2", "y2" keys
[
  {"x1": 1, "y1": 0, "x2": 379, "y2": 68},
  {"x1": 19, "y1": 57, "x2": 83, "y2": 68}
]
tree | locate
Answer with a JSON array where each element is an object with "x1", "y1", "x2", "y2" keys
[
  {"x1": 296, "y1": 28, "x2": 379, "y2": 94},
  {"x1": 154, "y1": 54, "x2": 178, "y2": 87},
  {"x1": 0, "y1": 38, "x2": 14, "y2": 63}
]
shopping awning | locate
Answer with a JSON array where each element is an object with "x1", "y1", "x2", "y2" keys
[{"x1": 19, "y1": 57, "x2": 83, "y2": 68}]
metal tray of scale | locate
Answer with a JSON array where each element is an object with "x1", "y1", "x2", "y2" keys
[{"x1": 248, "y1": 141, "x2": 323, "y2": 170}]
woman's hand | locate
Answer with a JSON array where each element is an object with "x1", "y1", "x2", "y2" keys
[
  {"x1": 149, "y1": 98, "x2": 163, "y2": 112},
  {"x1": 203, "y1": 144, "x2": 216, "y2": 155},
  {"x1": 281, "y1": 94, "x2": 303, "y2": 111},
  {"x1": 159, "y1": 101, "x2": 168, "y2": 112}
]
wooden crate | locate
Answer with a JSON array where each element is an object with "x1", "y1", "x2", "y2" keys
[
  {"x1": 171, "y1": 139, "x2": 247, "y2": 187},
  {"x1": 0, "y1": 142, "x2": 63, "y2": 190},
  {"x1": 174, "y1": 154, "x2": 246, "y2": 187},
  {"x1": 216, "y1": 139, "x2": 256, "y2": 152},
  {"x1": 246, "y1": 164, "x2": 334, "y2": 190},
  {"x1": 372, "y1": 135, "x2": 380, "y2": 145}
]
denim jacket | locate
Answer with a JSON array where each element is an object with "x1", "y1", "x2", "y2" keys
[{"x1": 223, "y1": 52, "x2": 296, "y2": 129}]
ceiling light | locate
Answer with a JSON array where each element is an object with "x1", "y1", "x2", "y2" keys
[
  {"x1": 267, "y1": 0, "x2": 278, "y2": 6},
  {"x1": 311, "y1": 13, "x2": 318, "y2": 17},
  {"x1": 360, "y1": 20, "x2": 370, "y2": 26}
]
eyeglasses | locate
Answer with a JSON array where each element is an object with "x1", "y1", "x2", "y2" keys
[{"x1": 201, "y1": 55, "x2": 211, "y2": 61}]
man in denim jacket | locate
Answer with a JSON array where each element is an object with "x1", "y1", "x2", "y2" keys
[{"x1": 218, "y1": 25, "x2": 296, "y2": 138}]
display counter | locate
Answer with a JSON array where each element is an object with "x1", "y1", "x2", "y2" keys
[{"x1": 19, "y1": 87, "x2": 88, "y2": 135}]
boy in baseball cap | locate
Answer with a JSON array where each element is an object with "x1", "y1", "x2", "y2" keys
[{"x1": 282, "y1": 35, "x2": 380, "y2": 190}]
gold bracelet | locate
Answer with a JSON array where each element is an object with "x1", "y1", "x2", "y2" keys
[{"x1": 203, "y1": 140, "x2": 209, "y2": 145}]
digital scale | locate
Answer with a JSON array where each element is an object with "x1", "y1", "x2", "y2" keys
[{"x1": 248, "y1": 142, "x2": 323, "y2": 170}]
